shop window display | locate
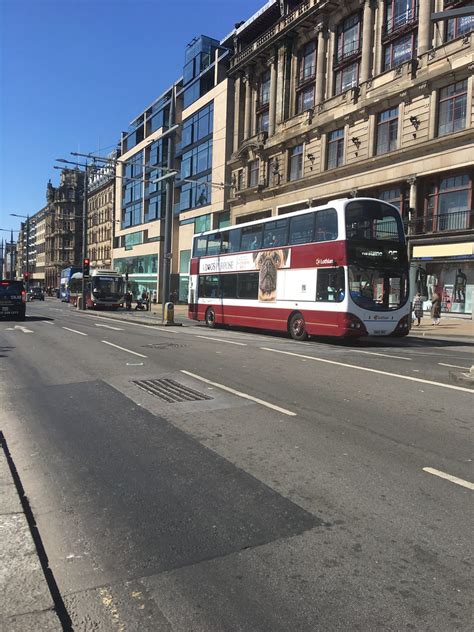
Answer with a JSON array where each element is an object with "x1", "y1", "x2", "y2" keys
[{"x1": 414, "y1": 263, "x2": 473, "y2": 315}]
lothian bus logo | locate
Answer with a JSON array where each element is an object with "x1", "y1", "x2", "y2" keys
[{"x1": 315, "y1": 258, "x2": 333, "y2": 265}]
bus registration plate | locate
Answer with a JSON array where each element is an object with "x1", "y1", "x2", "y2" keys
[{"x1": 374, "y1": 329, "x2": 387, "y2": 335}]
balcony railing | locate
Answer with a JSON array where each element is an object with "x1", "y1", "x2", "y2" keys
[
  {"x1": 412, "y1": 210, "x2": 473, "y2": 235},
  {"x1": 383, "y1": 7, "x2": 418, "y2": 37},
  {"x1": 298, "y1": 65, "x2": 316, "y2": 85}
]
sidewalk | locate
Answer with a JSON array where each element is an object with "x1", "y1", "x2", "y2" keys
[{"x1": 0, "y1": 436, "x2": 62, "y2": 631}]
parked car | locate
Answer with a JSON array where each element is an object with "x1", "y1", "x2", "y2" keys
[
  {"x1": 28, "y1": 287, "x2": 45, "y2": 301},
  {"x1": 0, "y1": 280, "x2": 26, "y2": 320}
]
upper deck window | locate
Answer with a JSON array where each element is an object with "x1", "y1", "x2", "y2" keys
[{"x1": 345, "y1": 200, "x2": 404, "y2": 242}]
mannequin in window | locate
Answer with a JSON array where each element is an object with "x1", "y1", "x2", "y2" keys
[
  {"x1": 415, "y1": 266, "x2": 427, "y2": 296},
  {"x1": 426, "y1": 272, "x2": 437, "y2": 300},
  {"x1": 454, "y1": 268, "x2": 467, "y2": 302}
]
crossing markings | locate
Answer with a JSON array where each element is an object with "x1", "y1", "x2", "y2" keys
[
  {"x1": 181, "y1": 369, "x2": 296, "y2": 416},
  {"x1": 423, "y1": 467, "x2": 474, "y2": 491},
  {"x1": 260, "y1": 347, "x2": 474, "y2": 394}
]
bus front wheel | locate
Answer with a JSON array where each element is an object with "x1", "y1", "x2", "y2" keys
[
  {"x1": 289, "y1": 312, "x2": 307, "y2": 341},
  {"x1": 205, "y1": 307, "x2": 217, "y2": 328}
]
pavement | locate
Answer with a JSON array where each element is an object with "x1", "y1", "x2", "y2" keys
[{"x1": 0, "y1": 435, "x2": 62, "y2": 631}]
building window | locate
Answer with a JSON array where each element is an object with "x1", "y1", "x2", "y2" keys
[
  {"x1": 426, "y1": 173, "x2": 472, "y2": 232},
  {"x1": 384, "y1": 32, "x2": 417, "y2": 70},
  {"x1": 335, "y1": 61, "x2": 359, "y2": 95},
  {"x1": 297, "y1": 85, "x2": 315, "y2": 113},
  {"x1": 385, "y1": 0, "x2": 418, "y2": 34},
  {"x1": 234, "y1": 169, "x2": 244, "y2": 191},
  {"x1": 377, "y1": 186, "x2": 407, "y2": 213},
  {"x1": 267, "y1": 157, "x2": 280, "y2": 188},
  {"x1": 327, "y1": 128, "x2": 344, "y2": 169},
  {"x1": 257, "y1": 109, "x2": 269, "y2": 133},
  {"x1": 248, "y1": 160, "x2": 260, "y2": 188},
  {"x1": 445, "y1": 1, "x2": 473, "y2": 41},
  {"x1": 336, "y1": 13, "x2": 361, "y2": 62},
  {"x1": 256, "y1": 70, "x2": 270, "y2": 133},
  {"x1": 376, "y1": 107, "x2": 399, "y2": 155},
  {"x1": 438, "y1": 80, "x2": 468, "y2": 136},
  {"x1": 181, "y1": 103, "x2": 214, "y2": 150},
  {"x1": 289, "y1": 145, "x2": 304, "y2": 181}
]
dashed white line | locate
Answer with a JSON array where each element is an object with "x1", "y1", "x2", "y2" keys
[
  {"x1": 260, "y1": 347, "x2": 474, "y2": 394},
  {"x1": 196, "y1": 335, "x2": 247, "y2": 346},
  {"x1": 352, "y1": 350, "x2": 412, "y2": 361},
  {"x1": 438, "y1": 362, "x2": 470, "y2": 370},
  {"x1": 423, "y1": 467, "x2": 474, "y2": 491},
  {"x1": 41, "y1": 320, "x2": 55, "y2": 325},
  {"x1": 62, "y1": 327, "x2": 87, "y2": 336},
  {"x1": 101, "y1": 340, "x2": 147, "y2": 358},
  {"x1": 181, "y1": 370, "x2": 296, "y2": 416},
  {"x1": 95, "y1": 323, "x2": 124, "y2": 331}
]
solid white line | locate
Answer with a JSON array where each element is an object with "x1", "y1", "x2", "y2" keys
[
  {"x1": 260, "y1": 347, "x2": 474, "y2": 394},
  {"x1": 352, "y1": 350, "x2": 412, "y2": 361},
  {"x1": 196, "y1": 335, "x2": 247, "y2": 346},
  {"x1": 423, "y1": 467, "x2": 474, "y2": 491},
  {"x1": 62, "y1": 326, "x2": 87, "y2": 336},
  {"x1": 438, "y1": 362, "x2": 470, "y2": 370},
  {"x1": 180, "y1": 370, "x2": 296, "y2": 416},
  {"x1": 101, "y1": 340, "x2": 147, "y2": 358}
]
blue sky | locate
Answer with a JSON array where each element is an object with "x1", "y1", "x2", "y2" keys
[{"x1": 0, "y1": 0, "x2": 263, "y2": 232}]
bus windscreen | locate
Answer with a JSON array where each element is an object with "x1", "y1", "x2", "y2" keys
[{"x1": 345, "y1": 200, "x2": 404, "y2": 242}]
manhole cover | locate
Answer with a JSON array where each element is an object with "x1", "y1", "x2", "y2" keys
[{"x1": 132, "y1": 378, "x2": 213, "y2": 403}]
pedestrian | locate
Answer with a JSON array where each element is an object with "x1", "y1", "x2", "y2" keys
[
  {"x1": 412, "y1": 292, "x2": 423, "y2": 326},
  {"x1": 430, "y1": 291, "x2": 441, "y2": 325}
]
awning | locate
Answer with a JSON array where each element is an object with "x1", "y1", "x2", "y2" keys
[{"x1": 412, "y1": 242, "x2": 474, "y2": 260}]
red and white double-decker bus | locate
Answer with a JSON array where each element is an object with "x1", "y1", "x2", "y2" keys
[{"x1": 188, "y1": 197, "x2": 410, "y2": 339}]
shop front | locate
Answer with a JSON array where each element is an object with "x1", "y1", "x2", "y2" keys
[
  {"x1": 114, "y1": 254, "x2": 158, "y2": 301},
  {"x1": 411, "y1": 242, "x2": 474, "y2": 315}
]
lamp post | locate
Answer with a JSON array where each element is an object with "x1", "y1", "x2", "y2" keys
[{"x1": 10, "y1": 213, "x2": 31, "y2": 291}]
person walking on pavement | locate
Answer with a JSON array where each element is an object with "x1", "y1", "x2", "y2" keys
[
  {"x1": 430, "y1": 291, "x2": 441, "y2": 325},
  {"x1": 412, "y1": 292, "x2": 423, "y2": 326}
]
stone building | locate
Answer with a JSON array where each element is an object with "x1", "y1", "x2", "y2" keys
[
  {"x1": 228, "y1": 0, "x2": 474, "y2": 314},
  {"x1": 44, "y1": 169, "x2": 84, "y2": 289},
  {"x1": 87, "y1": 155, "x2": 116, "y2": 270}
]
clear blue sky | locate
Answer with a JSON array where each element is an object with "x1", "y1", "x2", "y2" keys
[{"x1": 0, "y1": 0, "x2": 263, "y2": 233}]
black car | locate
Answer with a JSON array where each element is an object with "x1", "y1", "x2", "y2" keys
[
  {"x1": 28, "y1": 286, "x2": 45, "y2": 301},
  {"x1": 0, "y1": 280, "x2": 26, "y2": 320}
]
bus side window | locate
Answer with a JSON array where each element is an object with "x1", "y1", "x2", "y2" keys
[
  {"x1": 316, "y1": 267, "x2": 345, "y2": 302},
  {"x1": 228, "y1": 228, "x2": 241, "y2": 253},
  {"x1": 289, "y1": 214, "x2": 314, "y2": 245},
  {"x1": 194, "y1": 236, "x2": 208, "y2": 257},
  {"x1": 314, "y1": 209, "x2": 338, "y2": 242}
]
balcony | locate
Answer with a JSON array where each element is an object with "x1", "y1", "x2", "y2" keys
[
  {"x1": 412, "y1": 210, "x2": 473, "y2": 235},
  {"x1": 383, "y1": 7, "x2": 418, "y2": 40}
]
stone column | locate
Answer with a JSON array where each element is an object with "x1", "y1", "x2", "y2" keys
[
  {"x1": 268, "y1": 53, "x2": 278, "y2": 136},
  {"x1": 315, "y1": 23, "x2": 327, "y2": 105},
  {"x1": 373, "y1": 0, "x2": 385, "y2": 75},
  {"x1": 326, "y1": 28, "x2": 336, "y2": 98},
  {"x1": 243, "y1": 67, "x2": 253, "y2": 140},
  {"x1": 360, "y1": 0, "x2": 375, "y2": 83},
  {"x1": 276, "y1": 43, "x2": 287, "y2": 125},
  {"x1": 418, "y1": 0, "x2": 432, "y2": 56},
  {"x1": 233, "y1": 75, "x2": 242, "y2": 153}
]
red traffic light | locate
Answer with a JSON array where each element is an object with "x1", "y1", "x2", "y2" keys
[
  {"x1": 83, "y1": 258, "x2": 90, "y2": 265},
  {"x1": 23, "y1": 272, "x2": 29, "y2": 280}
]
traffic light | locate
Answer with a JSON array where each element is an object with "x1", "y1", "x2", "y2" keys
[
  {"x1": 23, "y1": 272, "x2": 29, "y2": 281},
  {"x1": 83, "y1": 258, "x2": 90, "y2": 277}
]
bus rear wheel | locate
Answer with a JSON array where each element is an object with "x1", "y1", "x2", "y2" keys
[
  {"x1": 289, "y1": 312, "x2": 307, "y2": 341},
  {"x1": 205, "y1": 307, "x2": 217, "y2": 328}
]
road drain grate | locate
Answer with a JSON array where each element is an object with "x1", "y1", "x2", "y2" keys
[{"x1": 132, "y1": 378, "x2": 213, "y2": 403}]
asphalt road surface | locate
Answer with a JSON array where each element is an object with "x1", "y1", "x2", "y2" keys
[{"x1": 1, "y1": 299, "x2": 472, "y2": 631}]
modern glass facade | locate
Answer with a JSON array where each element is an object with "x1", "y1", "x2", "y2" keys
[{"x1": 182, "y1": 36, "x2": 220, "y2": 109}]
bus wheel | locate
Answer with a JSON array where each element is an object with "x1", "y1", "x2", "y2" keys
[
  {"x1": 205, "y1": 307, "x2": 217, "y2": 328},
  {"x1": 289, "y1": 312, "x2": 307, "y2": 341}
]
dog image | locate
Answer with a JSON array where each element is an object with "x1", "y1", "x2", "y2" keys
[{"x1": 253, "y1": 249, "x2": 289, "y2": 301}]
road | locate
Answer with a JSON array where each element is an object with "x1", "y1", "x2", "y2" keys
[{"x1": 1, "y1": 299, "x2": 472, "y2": 631}]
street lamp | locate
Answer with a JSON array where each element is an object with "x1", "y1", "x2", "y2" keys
[
  {"x1": 10, "y1": 213, "x2": 31, "y2": 290},
  {"x1": 55, "y1": 158, "x2": 89, "y2": 310}
]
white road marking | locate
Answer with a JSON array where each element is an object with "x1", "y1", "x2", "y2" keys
[
  {"x1": 62, "y1": 327, "x2": 87, "y2": 336},
  {"x1": 438, "y1": 362, "x2": 470, "y2": 370},
  {"x1": 423, "y1": 467, "x2": 474, "y2": 491},
  {"x1": 260, "y1": 347, "x2": 474, "y2": 394},
  {"x1": 95, "y1": 323, "x2": 124, "y2": 331},
  {"x1": 4, "y1": 325, "x2": 34, "y2": 333},
  {"x1": 41, "y1": 320, "x2": 55, "y2": 325},
  {"x1": 126, "y1": 362, "x2": 144, "y2": 366},
  {"x1": 181, "y1": 370, "x2": 296, "y2": 416},
  {"x1": 352, "y1": 350, "x2": 412, "y2": 361},
  {"x1": 196, "y1": 335, "x2": 247, "y2": 346},
  {"x1": 101, "y1": 340, "x2": 147, "y2": 358}
]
